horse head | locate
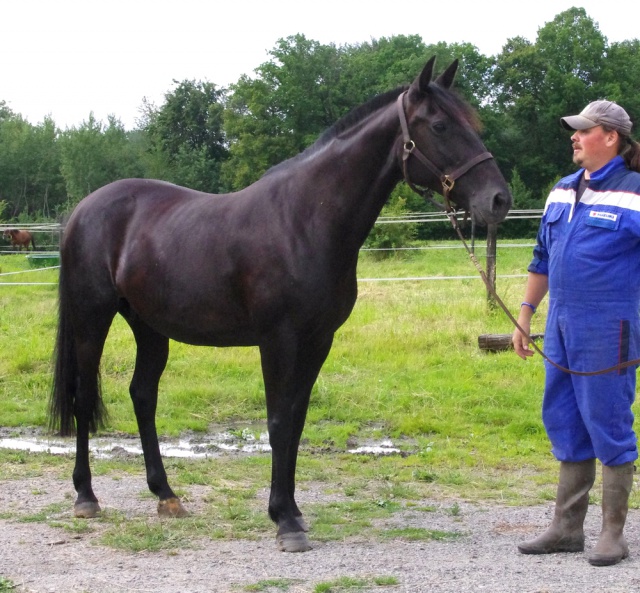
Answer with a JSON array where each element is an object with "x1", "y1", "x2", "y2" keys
[{"x1": 398, "y1": 57, "x2": 511, "y2": 225}]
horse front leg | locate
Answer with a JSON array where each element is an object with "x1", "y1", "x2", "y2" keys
[
  {"x1": 127, "y1": 318, "x2": 188, "y2": 518},
  {"x1": 285, "y1": 334, "x2": 334, "y2": 533},
  {"x1": 260, "y1": 330, "x2": 334, "y2": 552}
]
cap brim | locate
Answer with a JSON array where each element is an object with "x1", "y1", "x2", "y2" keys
[{"x1": 560, "y1": 115, "x2": 597, "y2": 131}]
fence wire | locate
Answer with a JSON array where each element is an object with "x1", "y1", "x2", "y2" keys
[{"x1": 1, "y1": 211, "x2": 542, "y2": 286}]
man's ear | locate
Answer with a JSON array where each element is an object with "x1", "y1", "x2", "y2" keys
[{"x1": 606, "y1": 129, "x2": 621, "y2": 148}]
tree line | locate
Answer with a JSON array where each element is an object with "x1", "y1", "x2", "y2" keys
[{"x1": 1, "y1": 8, "x2": 638, "y2": 241}]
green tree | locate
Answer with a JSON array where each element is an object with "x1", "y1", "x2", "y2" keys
[
  {"x1": 221, "y1": 34, "x2": 493, "y2": 192},
  {"x1": 490, "y1": 8, "x2": 608, "y2": 199},
  {"x1": 26, "y1": 117, "x2": 65, "y2": 217},
  {"x1": 338, "y1": 36, "x2": 492, "y2": 105},
  {"x1": 338, "y1": 34, "x2": 430, "y2": 99},
  {"x1": 59, "y1": 114, "x2": 144, "y2": 206},
  {"x1": 222, "y1": 35, "x2": 347, "y2": 190},
  {"x1": 498, "y1": 168, "x2": 544, "y2": 237},
  {"x1": 599, "y1": 40, "x2": 640, "y2": 125},
  {"x1": 0, "y1": 111, "x2": 64, "y2": 218},
  {"x1": 143, "y1": 80, "x2": 228, "y2": 192},
  {"x1": 363, "y1": 191, "x2": 417, "y2": 257},
  {"x1": 0, "y1": 100, "x2": 14, "y2": 122}
]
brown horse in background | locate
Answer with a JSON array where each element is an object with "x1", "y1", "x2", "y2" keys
[
  {"x1": 50, "y1": 58, "x2": 512, "y2": 552},
  {"x1": 2, "y1": 229, "x2": 36, "y2": 251}
]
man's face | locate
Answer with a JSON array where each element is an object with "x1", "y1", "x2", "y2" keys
[{"x1": 571, "y1": 125, "x2": 619, "y2": 175}]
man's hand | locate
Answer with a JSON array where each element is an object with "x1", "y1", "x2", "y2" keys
[{"x1": 512, "y1": 320, "x2": 535, "y2": 359}]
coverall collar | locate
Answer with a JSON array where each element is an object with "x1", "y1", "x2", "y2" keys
[{"x1": 566, "y1": 156, "x2": 626, "y2": 189}]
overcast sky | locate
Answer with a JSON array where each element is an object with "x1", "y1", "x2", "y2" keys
[{"x1": 2, "y1": 0, "x2": 638, "y2": 130}]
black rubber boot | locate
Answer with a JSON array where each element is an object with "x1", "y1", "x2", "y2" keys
[
  {"x1": 588, "y1": 462, "x2": 634, "y2": 567},
  {"x1": 518, "y1": 459, "x2": 596, "y2": 554}
]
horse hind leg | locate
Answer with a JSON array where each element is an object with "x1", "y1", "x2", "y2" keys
[
  {"x1": 124, "y1": 313, "x2": 188, "y2": 518},
  {"x1": 70, "y1": 315, "x2": 116, "y2": 518},
  {"x1": 48, "y1": 257, "x2": 118, "y2": 518},
  {"x1": 72, "y1": 343, "x2": 104, "y2": 517}
]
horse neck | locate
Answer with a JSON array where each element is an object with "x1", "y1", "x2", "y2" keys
[{"x1": 299, "y1": 105, "x2": 402, "y2": 251}]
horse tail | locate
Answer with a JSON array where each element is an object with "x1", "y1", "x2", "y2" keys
[
  {"x1": 31, "y1": 234, "x2": 36, "y2": 250},
  {"x1": 50, "y1": 265, "x2": 107, "y2": 436}
]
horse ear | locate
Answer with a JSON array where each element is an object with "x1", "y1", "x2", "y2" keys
[
  {"x1": 410, "y1": 56, "x2": 437, "y2": 95},
  {"x1": 435, "y1": 59, "x2": 459, "y2": 89}
]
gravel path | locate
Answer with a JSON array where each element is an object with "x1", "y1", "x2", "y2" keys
[{"x1": 2, "y1": 474, "x2": 640, "y2": 593}]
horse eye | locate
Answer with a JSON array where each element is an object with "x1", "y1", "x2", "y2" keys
[{"x1": 432, "y1": 122, "x2": 447, "y2": 134}]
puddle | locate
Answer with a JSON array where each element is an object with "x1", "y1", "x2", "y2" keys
[
  {"x1": 0, "y1": 430, "x2": 404, "y2": 459},
  {"x1": 347, "y1": 439, "x2": 401, "y2": 455},
  {"x1": 0, "y1": 431, "x2": 272, "y2": 459}
]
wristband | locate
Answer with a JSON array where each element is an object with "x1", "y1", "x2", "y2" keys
[{"x1": 521, "y1": 301, "x2": 536, "y2": 314}]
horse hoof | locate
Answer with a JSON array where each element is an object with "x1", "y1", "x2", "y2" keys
[
  {"x1": 277, "y1": 531, "x2": 312, "y2": 552},
  {"x1": 74, "y1": 501, "x2": 101, "y2": 518},
  {"x1": 157, "y1": 497, "x2": 189, "y2": 518}
]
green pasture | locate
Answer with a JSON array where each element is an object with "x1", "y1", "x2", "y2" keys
[{"x1": 1, "y1": 241, "x2": 636, "y2": 509}]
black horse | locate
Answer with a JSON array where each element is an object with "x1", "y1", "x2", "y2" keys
[{"x1": 50, "y1": 57, "x2": 511, "y2": 552}]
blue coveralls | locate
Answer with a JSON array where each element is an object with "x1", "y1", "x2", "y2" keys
[{"x1": 529, "y1": 156, "x2": 640, "y2": 466}]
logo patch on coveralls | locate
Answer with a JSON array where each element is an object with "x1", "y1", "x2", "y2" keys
[{"x1": 586, "y1": 210, "x2": 619, "y2": 230}]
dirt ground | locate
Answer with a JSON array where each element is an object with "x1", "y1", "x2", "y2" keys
[{"x1": 3, "y1": 472, "x2": 640, "y2": 593}]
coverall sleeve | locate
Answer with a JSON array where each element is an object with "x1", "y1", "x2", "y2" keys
[{"x1": 527, "y1": 217, "x2": 549, "y2": 276}]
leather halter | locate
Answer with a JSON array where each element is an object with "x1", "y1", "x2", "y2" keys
[{"x1": 396, "y1": 91, "x2": 493, "y2": 212}]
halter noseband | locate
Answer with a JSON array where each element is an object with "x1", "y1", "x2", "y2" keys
[{"x1": 396, "y1": 91, "x2": 493, "y2": 212}]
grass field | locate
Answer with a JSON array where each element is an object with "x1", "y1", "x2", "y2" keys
[{"x1": 1, "y1": 241, "x2": 636, "y2": 509}]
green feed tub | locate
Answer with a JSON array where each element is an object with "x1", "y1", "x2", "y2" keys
[{"x1": 26, "y1": 253, "x2": 60, "y2": 268}]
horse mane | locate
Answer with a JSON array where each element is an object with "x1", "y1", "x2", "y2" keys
[
  {"x1": 263, "y1": 81, "x2": 481, "y2": 177},
  {"x1": 316, "y1": 86, "x2": 408, "y2": 145}
]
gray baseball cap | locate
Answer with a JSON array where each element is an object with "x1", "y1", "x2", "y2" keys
[{"x1": 561, "y1": 100, "x2": 632, "y2": 135}]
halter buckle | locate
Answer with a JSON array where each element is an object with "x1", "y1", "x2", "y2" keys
[
  {"x1": 403, "y1": 140, "x2": 415, "y2": 153},
  {"x1": 442, "y1": 176, "x2": 455, "y2": 192}
]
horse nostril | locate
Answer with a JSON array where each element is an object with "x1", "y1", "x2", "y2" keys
[{"x1": 492, "y1": 191, "x2": 512, "y2": 215}]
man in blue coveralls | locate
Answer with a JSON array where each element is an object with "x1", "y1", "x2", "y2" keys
[{"x1": 513, "y1": 100, "x2": 640, "y2": 566}]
